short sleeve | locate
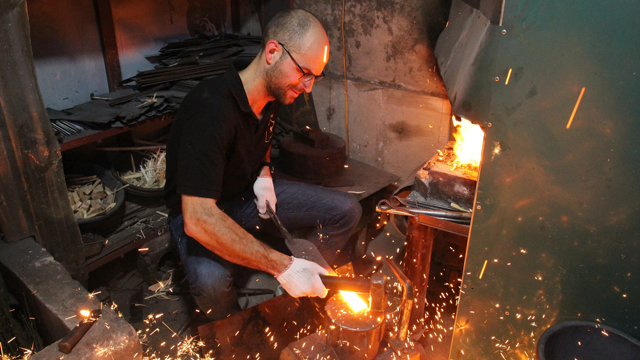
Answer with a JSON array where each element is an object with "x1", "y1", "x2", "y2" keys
[{"x1": 175, "y1": 107, "x2": 235, "y2": 200}]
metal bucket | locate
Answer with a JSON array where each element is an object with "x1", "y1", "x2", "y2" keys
[{"x1": 324, "y1": 294, "x2": 385, "y2": 359}]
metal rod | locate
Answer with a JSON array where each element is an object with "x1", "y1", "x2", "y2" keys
[
  {"x1": 319, "y1": 275, "x2": 371, "y2": 293},
  {"x1": 378, "y1": 198, "x2": 472, "y2": 220},
  {"x1": 386, "y1": 259, "x2": 413, "y2": 341}
]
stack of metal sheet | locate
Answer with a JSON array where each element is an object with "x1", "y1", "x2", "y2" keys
[
  {"x1": 48, "y1": 33, "x2": 261, "y2": 141},
  {"x1": 122, "y1": 33, "x2": 261, "y2": 87}
]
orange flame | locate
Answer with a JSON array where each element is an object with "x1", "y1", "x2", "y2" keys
[
  {"x1": 80, "y1": 309, "x2": 91, "y2": 318},
  {"x1": 451, "y1": 116, "x2": 484, "y2": 168},
  {"x1": 339, "y1": 291, "x2": 368, "y2": 313}
]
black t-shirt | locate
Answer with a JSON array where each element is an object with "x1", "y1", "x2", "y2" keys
[{"x1": 165, "y1": 63, "x2": 280, "y2": 212}]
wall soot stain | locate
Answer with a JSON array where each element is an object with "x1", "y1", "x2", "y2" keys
[
  {"x1": 326, "y1": 106, "x2": 335, "y2": 122},
  {"x1": 388, "y1": 120, "x2": 425, "y2": 141}
]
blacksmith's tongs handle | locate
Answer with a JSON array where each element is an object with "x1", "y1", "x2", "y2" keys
[{"x1": 265, "y1": 201, "x2": 294, "y2": 247}]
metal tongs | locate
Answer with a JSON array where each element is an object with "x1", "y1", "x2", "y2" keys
[
  {"x1": 265, "y1": 201, "x2": 336, "y2": 275},
  {"x1": 377, "y1": 196, "x2": 472, "y2": 222}
]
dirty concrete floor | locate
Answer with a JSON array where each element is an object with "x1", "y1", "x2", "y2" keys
[{"x1": 87, "y1": 212, "x2": 460, "y2": 359}]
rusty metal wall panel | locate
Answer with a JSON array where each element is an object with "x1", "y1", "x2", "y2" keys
[
  {"x1": 0, "y1": 0, "x2": 86, "y2": 281},
  {"x1": 435, "y1": 0, "x2": 640, "y2": 358}
]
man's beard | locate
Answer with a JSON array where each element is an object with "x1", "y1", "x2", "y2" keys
[{"x1": 265, "y1": 60, "x2": 297, "y2": 105}]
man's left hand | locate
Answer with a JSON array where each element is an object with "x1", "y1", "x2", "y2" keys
[{"x1": 253, "y1": 176, "x2": 276, "y2": 219}]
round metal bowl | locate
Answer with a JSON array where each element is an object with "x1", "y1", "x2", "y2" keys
[
  {"x1": 69, "y1": 165, "x2": 125, "y2": 226},
  {"x1": 538, "y1": 321, "x2": 640, "y2": 360},
  {"x1": 111, "y1": 152, "x2": 165, "y2": 198}
]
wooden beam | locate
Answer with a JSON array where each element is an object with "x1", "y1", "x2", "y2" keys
[
  {"x1": 0, "y1": 0, "x2": 86, "y2": 282},
  {"x1": 260, "y1": 0, "x2": 265, "y2": 31},
  {"x1": 94, "y1": 0, "x2": 122, "y2": 91},
  {"x1": 230, "y1": 0, "x2": 241, "y2": 33}
]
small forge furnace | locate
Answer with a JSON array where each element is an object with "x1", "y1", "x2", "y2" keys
[
  {"x1": 324, "y1": 273, "x2": 386, "y2": 359},
  {"x1": 281, "y1": 261, "x2": 425, "y2": 360},
  {"x1": 377, "y1": 115, "x2": 484, "y2": 343},
  {"x1": 414, "y1": 116, "x2": 484, "y2": 212}
]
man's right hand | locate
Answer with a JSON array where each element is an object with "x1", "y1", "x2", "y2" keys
[
  {"x1": 275, "y1": 257, "x2": 329, "y2": 298},
  {"x1": 253, "y1": 176, "x2": 277, "y2": 219}
]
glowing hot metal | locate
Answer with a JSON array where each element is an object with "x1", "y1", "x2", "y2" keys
[{"x1": 339, "y1": 291, "x2": 368, "y2": 313}]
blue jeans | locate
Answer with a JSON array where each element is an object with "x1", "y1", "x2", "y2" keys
[{"x1": 169, "y1": 179, "x2": 362, "y2": 320}]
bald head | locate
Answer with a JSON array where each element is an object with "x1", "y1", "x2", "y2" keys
[{"x1": 261, "y1": 9, "x2": 327, "y2": 53}]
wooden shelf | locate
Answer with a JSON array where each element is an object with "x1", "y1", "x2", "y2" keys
[
  {"x1": 83, "y1": 196, "x2": 169, "y2": 272},
  {"x1": 58, "y1": 113, "x2": 174, "y2": 272},
  {"x1": 60, "y1": 114, "x2": 174, "y2": 152}
]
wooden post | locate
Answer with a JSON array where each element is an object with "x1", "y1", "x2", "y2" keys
[
  {"x1": 230, "y1": 0, "x2": 241, "y2": 33},
  {"x1": 0, "y1": 0, "x2": 86, "y2": 282},
  {"x1": 260, "y1": 0, "x2": 266, "y2": 31},
  {"x1": 94, "y1": 0, "x2": 122, "y2": 92},
  {"x1": 403, "y1": 217, "x2": 437, "y2": 333}
]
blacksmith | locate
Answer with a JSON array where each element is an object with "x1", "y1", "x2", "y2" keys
[{"x1": 165, "y1": 9, "x2": 361, "y2": 320}]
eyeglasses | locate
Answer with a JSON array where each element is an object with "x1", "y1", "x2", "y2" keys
[{"x1": 278, "y1": 42, "x2": 325, "y2": 83}]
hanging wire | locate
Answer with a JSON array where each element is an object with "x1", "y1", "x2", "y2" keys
[{"x1": 342, "y1": 0, "x2": 350, "y2": 156}]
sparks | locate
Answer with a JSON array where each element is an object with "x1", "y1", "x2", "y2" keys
[
  {"x1": 479, "y1": 260, "x2": 488, "y2": 279},
  {"x1": 505, "y1": 68, "x2": 512, "y2": 85},
  {"x1": 566, "y1": 87, "x2": 586, "y2": 129}
]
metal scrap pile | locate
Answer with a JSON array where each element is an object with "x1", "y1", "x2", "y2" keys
[
  {"x1": 48, "y1": 33, "x2": 261, "y2": 140},
  {"x1": 123, "y1": 33, "x2": 261, "y2": 87}
]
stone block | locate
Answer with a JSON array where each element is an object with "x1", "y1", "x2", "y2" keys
[
  {"x1": 31, "y1": 307, "x2": 142, "y2": 360},
  {"x1": 0, "y1": 238, "x2": 142, "y2": 359}
]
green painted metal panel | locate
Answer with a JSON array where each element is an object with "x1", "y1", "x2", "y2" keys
[{"x1": 435, "y1": 0, "x2": 640, "y2": 358}]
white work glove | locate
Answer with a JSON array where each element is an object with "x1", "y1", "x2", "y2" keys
[
  {"x1": 275, "y1": 257, "x2": 329, "y2": 298},
  {"x1": 253, "y1": 176, "x2": 277, "y2": 219}
]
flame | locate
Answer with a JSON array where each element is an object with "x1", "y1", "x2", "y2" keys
[
  {"x1": 339, "y1": 291, "x2": 368, "y2": 313},
  {"x1": 80, "y1": 309, "x2": 91, "y2": 318},
  {"x1": 451, "y1": 116, "x2": 484, "y2": 168}
]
